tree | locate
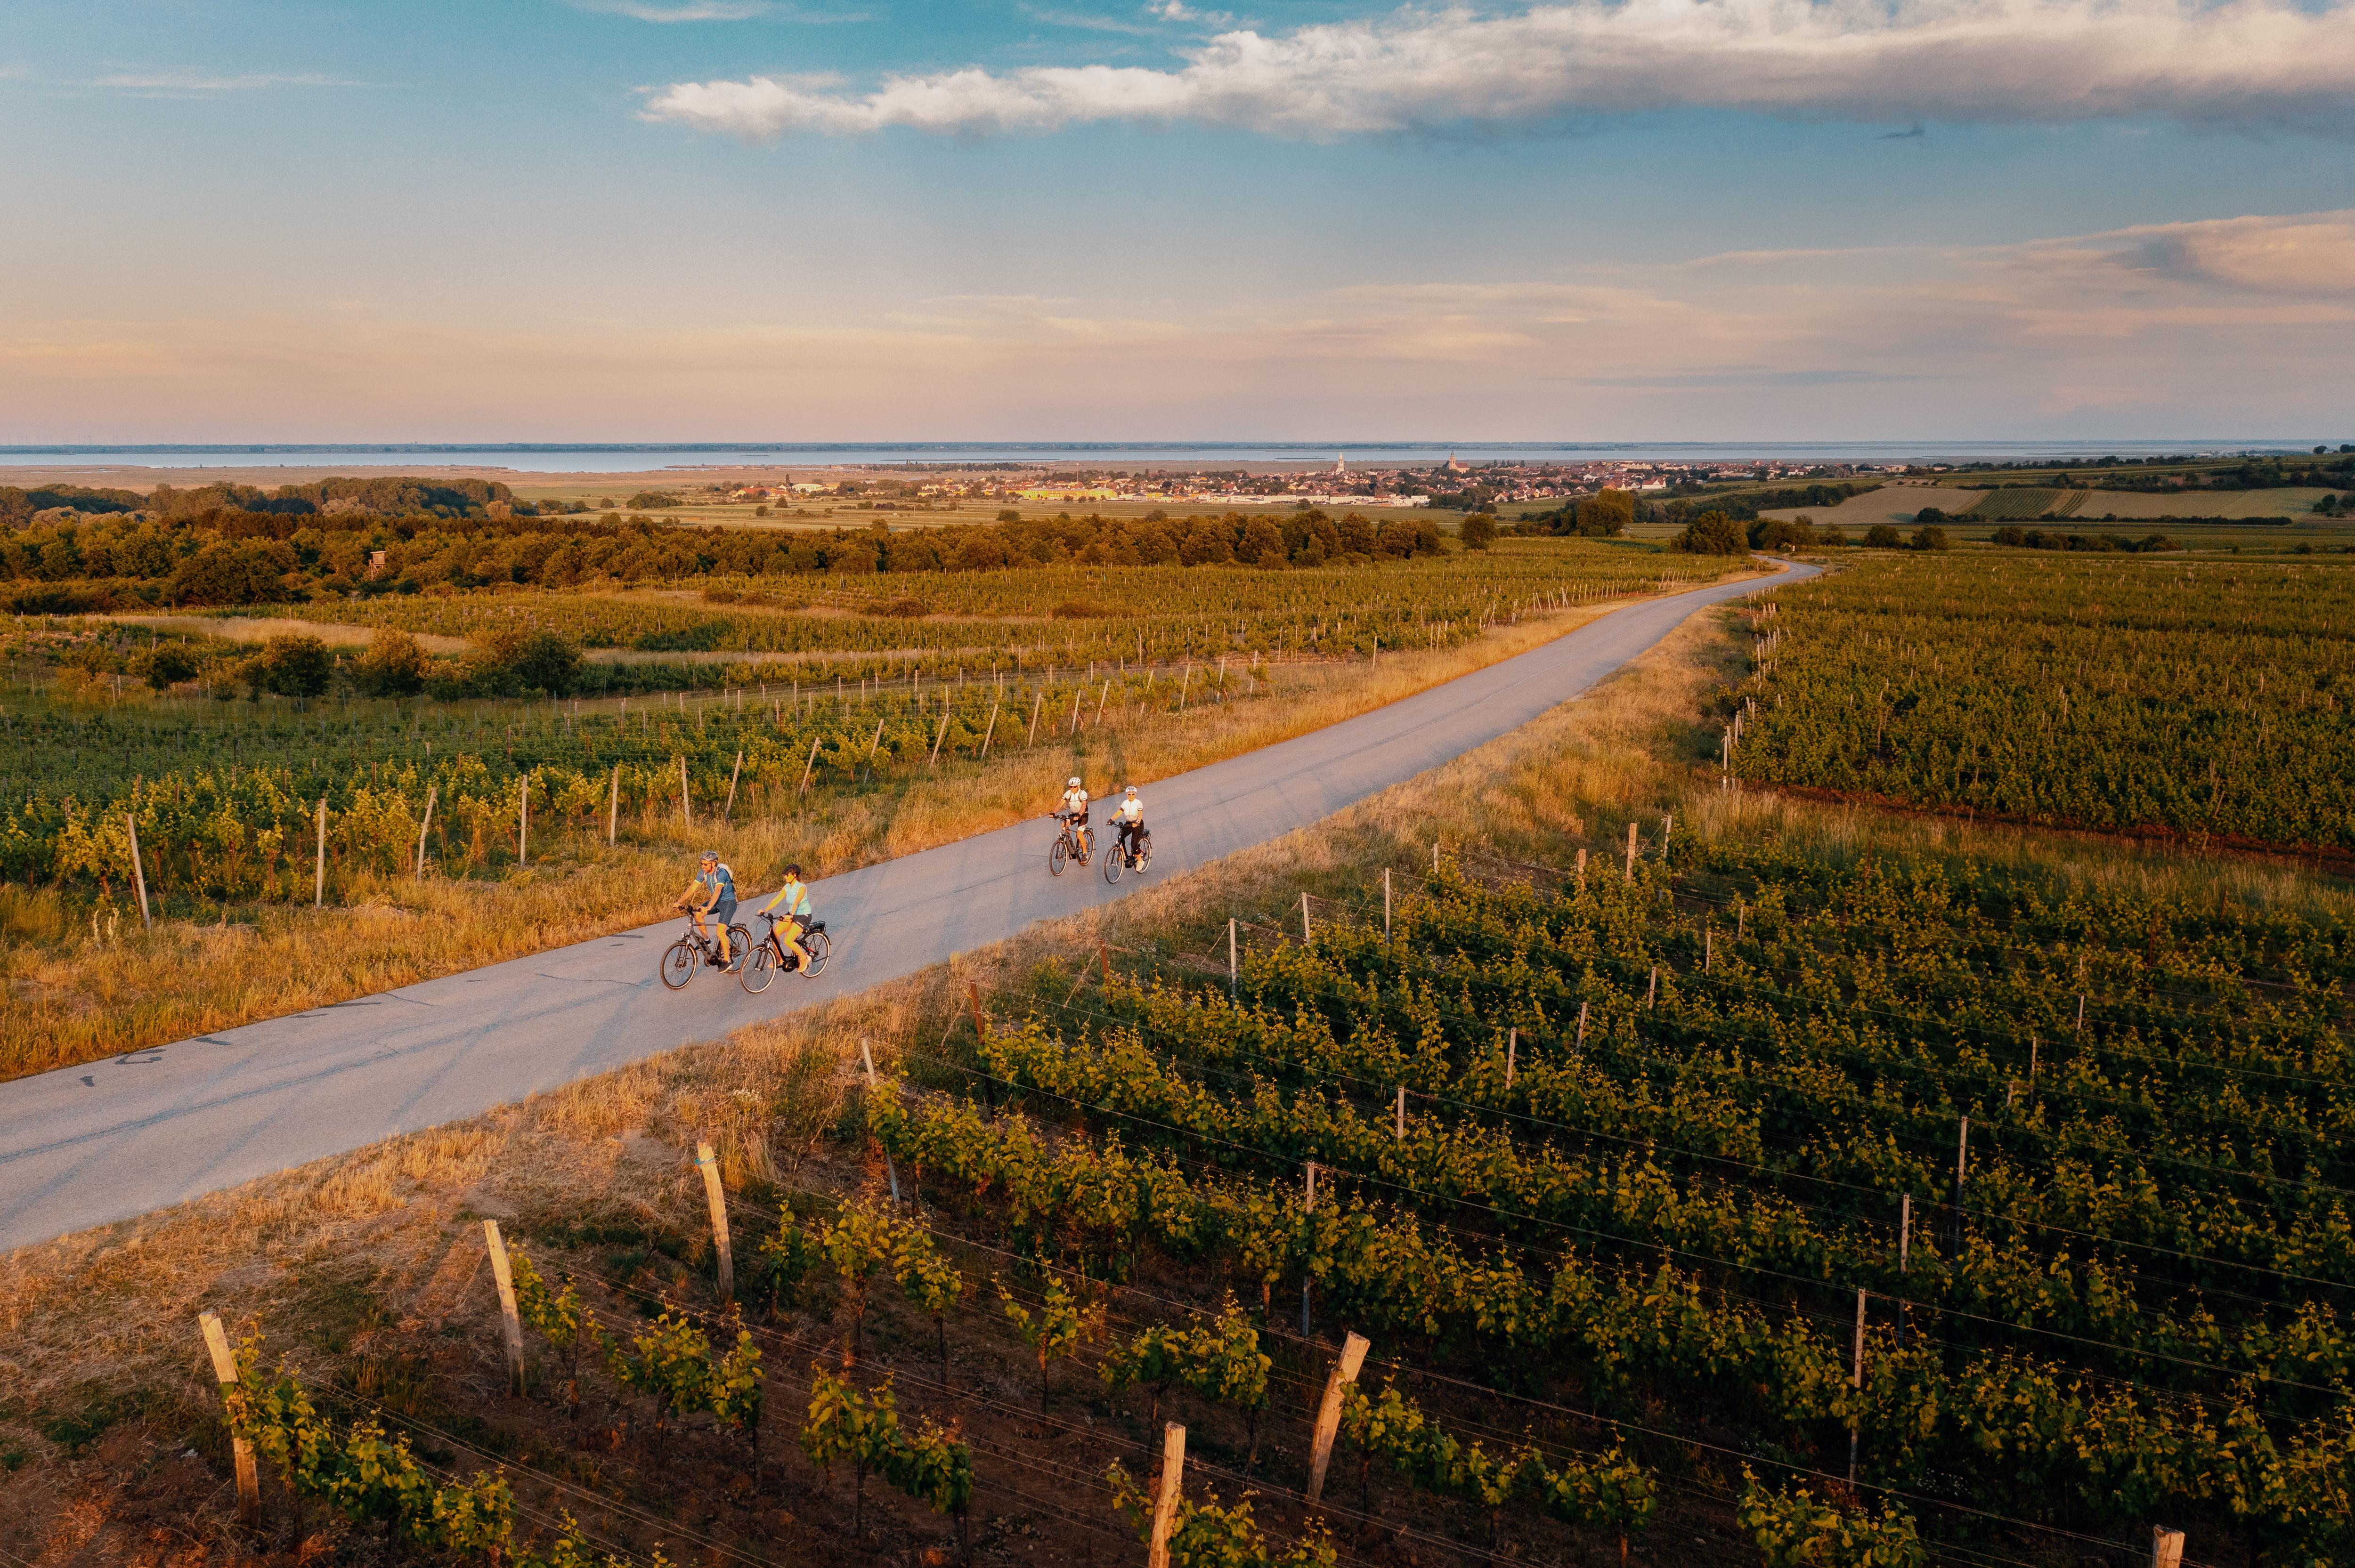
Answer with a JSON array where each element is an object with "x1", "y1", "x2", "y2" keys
[
  {"x1": 1991, "y1": 525, "x2": 2028, "y2": 547},
  {"x1": 140, "y1": 643, "x2": 198, "y2": 691},
  {"x1": 1575, "y1": 489, "x2": 1634, "y2": 537},
  {"x1": 1459, "y1": 513, "x2": 1498, "y2": 550},
  {"x1": 1669, "y1": 510, "x2": 1748, "y2": 555},
  {"x1": 1239, "y1": 516, "x2": 1287, "y2": 566},
  {"x1": 1749, "y1": 516, "x2": 1817, "y2": 552},
  {"x1": 1911, "y1": 525, "x2": 1951, "y2": 551},
  {"x1": 1864, "y1": 524, "x2": 1901, "y2": 548},
  {"x1": 168, "y1": 540, "x2": 290, "y2": 606},
  {"x1": 353, "y1": 629, "x2": 428, "y2": 697},
  {"x1": 510, "y1": 631, "x2": 583, "y2": 695},
  {"x1": 250, "y1": 634, "x2": 333, "y2": 697},
  {"x1": 996, "y1": 509, "x2": 1022, "y2": 522},
  {"x1": 1179, "y1": 518, "x2": 1236, "y2": 566},
  {"x1": 1334, "y1": 513, "x2": 1377, "y2": 556}
]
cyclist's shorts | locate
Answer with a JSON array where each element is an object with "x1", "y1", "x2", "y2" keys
[{"x1": 712, "y1": 897, "x2": 739, "y2": 924}]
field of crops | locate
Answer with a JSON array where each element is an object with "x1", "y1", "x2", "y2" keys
[
  {"x1": 0, "y1": 542, "x2": 1740, "y2": 906},
  {"x1": 848, "y1": 835, "x2": 2355, "y2": 1563},
  {"x1": 1966, "y1": 489, "x2": 2087, "y2": 520},
  {"x1": 1724, "y1": 554, "x2": 2355, "y2": 853},
  {"x1": 247, "y1": 541, "x2": 1724, "y2": 673}
]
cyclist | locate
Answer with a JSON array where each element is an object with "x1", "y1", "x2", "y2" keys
[
  {"x1": 1114, "y1": 784, "x2": 1145, "y2": 865},
  {"x1": 674, "y1": 849, "x2": 737, "y2": 966},
  {"x1": 1055, "y1": 776, "x2": 1093, "y2": 860},
  {"x1": 757, "y1": 863, "x2": 814, "y2": 973}
]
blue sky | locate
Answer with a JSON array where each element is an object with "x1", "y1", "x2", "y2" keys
[{"x1": 3, "y1": 0, "x2": 2350, "y2": 441}]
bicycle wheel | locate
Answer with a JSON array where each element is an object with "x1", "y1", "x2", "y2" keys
[
  {"x1": 1136, "y1": 831, "x2": 1152, "y2": 873},
  {"x1": 726, "y1": 924, "x2": 751, "y2": 972},
  {"x1": 802, "y1": 929, "x2": 831, "y2": 978},
  {"x1": 659, "y1": 938, "x2": 699, "y2": 990},
  {"x1": 1049, "y1": 835, "x2": 1069, "y2": 877},
  {"x1": 741, "y1": 941, "x2": 780, "y2": 994},
  {"x1": 1104, "y1": 841, "x2": 1125, "y2": 883}
]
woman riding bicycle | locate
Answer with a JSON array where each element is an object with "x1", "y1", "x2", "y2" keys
[
  {"x1": 756, "y1": 864, "x2": 814, "y2": 972},
  {"x1": 674, "y1": 850, "x2": 737, "y2": 965},
  {"x1": 1054, "y1": 776, "x2": 1093, "y2": 859},
  {"x1": 1114, "y1": 784, "x2": 1145, "y2": 865}
]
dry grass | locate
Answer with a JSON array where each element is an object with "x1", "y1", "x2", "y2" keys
[{"x1": 2, "y1": 584, "x2": 1684, "y2": 1080}]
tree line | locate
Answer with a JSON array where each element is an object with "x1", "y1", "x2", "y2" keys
[{"x1": 0, "y1": 505, "x2": 1453, "y2": 611}]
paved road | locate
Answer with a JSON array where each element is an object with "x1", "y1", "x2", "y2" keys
[{"x1": 0, "y1": 561, "x2": 1808, "y2": 1250}]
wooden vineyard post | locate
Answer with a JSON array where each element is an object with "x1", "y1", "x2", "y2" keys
[
  {"x1": 1848, "y1": 1288, "x2": 1866, "y2": 1484},
  {"x1": 1575, "y1": 848, "x2": 1586, "y2": 891},
  {"x1": 1576, "y1": 1001, "x2": 1588, "y2": 1051},
  {"x1": 1394, "y1": 1085, "x2": 1406, "y2": 1140},
  {"x1": 1228, "y1": 917, "x2": 1238, "y2": 999},
  {"x1": 865, "y1": 716, "x2": 885, "y2": 779},
  {"x1": 1301, "y1": 891, "x2": 1311, "y2": 947},
  {"x1": 1624, "y1": 821, "x2": 1637, "y2": 881},
  {"x1": 1661, "y1": 813, "x2": 1673, "y2": 866},
  {"x1": 679, "y1": 755, "x2": 692, "y2": 826},
  {"x1": 724, "y1": 750, "x2": 743, "y2": 821},
  {"x1": 1383, "y1": 868, "x2": 1391, "y2": 939},
  {"x1": 517, "y1": 774, "x2": 529, "y2": 867},
  {"x1": 1028, "y1": 688, "x2": 1043, "y2": 744},
  {"x1": 1096, "y1": 679, "x2": 1110, "y2": 727},
  {"x1": 694, "y1": 1141, "x2": 734, "y2": 1300},
  {"x1": 979, "y1": 700, "x2": 999, "y2": 760},
  {"x1": 1433, "y1": 839, "x2": 1440, "y2": 875},
  {"x1": 1301, "y1": 1161, "x2": 1317, "y2": 1334},
  {"x1": 1068, "y1": 687, "x2": 1082, "y2": 736},
  {"x1": 1146, "y1": 1423, "x2": 1186, "y2": 1568},
  {"x1": 198, "y1": 1312, "x2": 260, "y2": 1525},
  {"x1": 1952, "y1": 1116, "x2": 1971, "y2": 1255},
  {"x1": 1505, "y1": 1027, "x2": 1517, "y2": 1089},
  {"x1": 930, "y1": 711, "x2": 950, "y2": 768},
  {"x1": 482, "y1": 1220, "x2": 527, "y2": 1394},
  {"x1": 1178, "y1": 664, "x2": 1190, "y2": 713},
  {"x1": 419, "y1": 784, "x2": 439, "y2": 874},
  {"x1": 1705, "y1": 927, "x2": 1713, "y2": 973},
  {"x1": 861, "y1": 1039, "x2": 902, "y2": 1205},
  {"x1": 2150, "y1": 1527, "x2": 2185, "y2": 1568},
  {"x1": 799, "y1": 735, "x2": 821, "y2": 794},
  {"x1": 313, "y1": 796, "x2": 327, "y2": 908},
  {"x1": 1304, "y1": 1334, "x2": 1371, "y2": 1506},
  {"x1": 1647, "y1": 966, "x2": 1657, "y2": 1008},
  {"x1": 1897, "y1": 1194, "x2": 1911, "y2": 1344},
  {"x1": 125, "y1": 811, "x2": 152, "y2": 929},
  {"x1": 606, "y1": 766, "x2": 617, "y2": 845}
]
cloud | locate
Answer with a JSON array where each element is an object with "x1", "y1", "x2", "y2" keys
[
  {"x1": 93, "y1": 71, "x2": 363, "y2": 91},
  {"x1": 566, "y1": 0, "x2": 775, "y2": 18},
  {"x1": 1875, "y1": 123, "x2": 1926, "y2": 140},
  {"x1": 642, "y1": 0, "x2": 2355, "y2": 141},
  {"x1": 1018, "y1": 5, "x2": 1161, "y2": 35}
]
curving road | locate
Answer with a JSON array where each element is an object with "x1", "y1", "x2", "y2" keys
[{"x1": 0, "y1": 561, "x2": 1807, "y2": 1250}]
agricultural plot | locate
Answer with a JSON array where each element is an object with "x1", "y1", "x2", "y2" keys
[
  {"x1": 247, "y1": 542, "x2": 1717, "y2": 672},
  {"x1": 1723, "y1": 553, "x2": 2355, "y2": 853},
  {"x1": 1964, "y1": 487, "x2": 2083, "y2": 520}
]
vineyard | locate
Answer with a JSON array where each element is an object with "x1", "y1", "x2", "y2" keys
[
  {"x1": 1722, "y1": 553, "x2": 2355, "y2": 854},
  {"x1": 242, "y1": 541, "x2": 1722, "y2": 673},
  {"x1": 1, "y1": 542, "x2": 1730, "y2": 905},
  {"x1": 1967, "y1": 490, "x2": 2087, "y2": 521},
  {"x1": 154, "y1": 828, "x2": 2355, "y2": 1565}
]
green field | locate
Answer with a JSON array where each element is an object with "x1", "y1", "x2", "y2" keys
[{"x1": 1728, "y1": 552, "x2": 2355, "y2": 850}]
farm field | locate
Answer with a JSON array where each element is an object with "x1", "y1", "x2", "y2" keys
[
  {"x1": 0, "y1": 541, "x2": 1746, "y2": 1081},
  {"x1": 7, "y1": 596, "x2": 2350, "y2": 1568},
  {"x1": 1726, "y1": 553, "x2": 2355, "y2": 853}
]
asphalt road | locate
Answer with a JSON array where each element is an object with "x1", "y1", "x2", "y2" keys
[{"x1": 0, "y1": 561, "x2": 1807, "y2": 1250}]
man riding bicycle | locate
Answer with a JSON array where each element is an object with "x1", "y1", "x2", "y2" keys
[
  {"x1": 675, "y1": 850, "x2": 737, "y2": 965},
  {"x1": 1114, "y1": 784, "x2": 1145, "y2": 864},
  {"x1": 1055, "y1": 776, "x2": 1093, "y2": 859},
  {"x1": 756, "y1": 863, "x2": 814, "y2": 973}
]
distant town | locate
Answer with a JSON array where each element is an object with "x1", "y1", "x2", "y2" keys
[{"x1": 714, "y1": 453, "x2": 1915, "y2": 512}]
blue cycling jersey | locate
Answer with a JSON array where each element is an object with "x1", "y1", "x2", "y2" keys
[{"x1": 698, "y1": 864, "x2": 736, "y2": 901}]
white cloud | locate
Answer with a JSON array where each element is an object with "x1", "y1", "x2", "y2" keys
[
  {"x1": 567, "y1": 0, "x2": 776, "y2": 19},
  {"x1": 93, "y1": 71, "x2": 363, "y2": 91},
  {"x1": 643, "y1": 0, "x2": 2355, "y2": 140}
]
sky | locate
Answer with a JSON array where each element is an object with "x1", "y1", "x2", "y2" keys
[{"x1": 2, "y1": 0, "x2": 2351, "y2": 443}]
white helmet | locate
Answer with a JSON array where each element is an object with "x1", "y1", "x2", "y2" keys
[
  {"x1": 1126, "y1": 785, "x2": 1138, "y2": 796},
  {"x1": 1068, "y1": 776, "x2": 1082, "y2": 787}
]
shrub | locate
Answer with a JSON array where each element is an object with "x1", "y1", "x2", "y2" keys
[
  {"x1": 353, "y1": 629, "x2": 427, "y2": 696},
  {"x1": 169, "y1": 540, "x2": 291, "y2": 606},
  {"x1": 1910, "y1": 525, "x2": 1951, "y2": 551},
  {"x1": 249, "y1": 634, "x2": 333, "y2": 697},
  {"x1": 1459, "y1": 513, "x2": 1498, "y2": 550},
  {"x1": 1864, "y1": 524, "x2": 1901, "y2": 548},
  {"x1": 140, "y1": 643, "x2": 200, "y2": 690}
]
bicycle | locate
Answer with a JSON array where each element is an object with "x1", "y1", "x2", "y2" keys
[
  {"x1": 1047, "y1": 811, "x2": 1094, "y2": 877},
  {"x1": 659, "y1": 910, "x2": 752, "y2": 991},
  {"x1": 1104, "y1": 825, "x2": 1153, "y2": 883},
  {"x1": 741, "y1": 913, "x2": 831, "y2": 994}
]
